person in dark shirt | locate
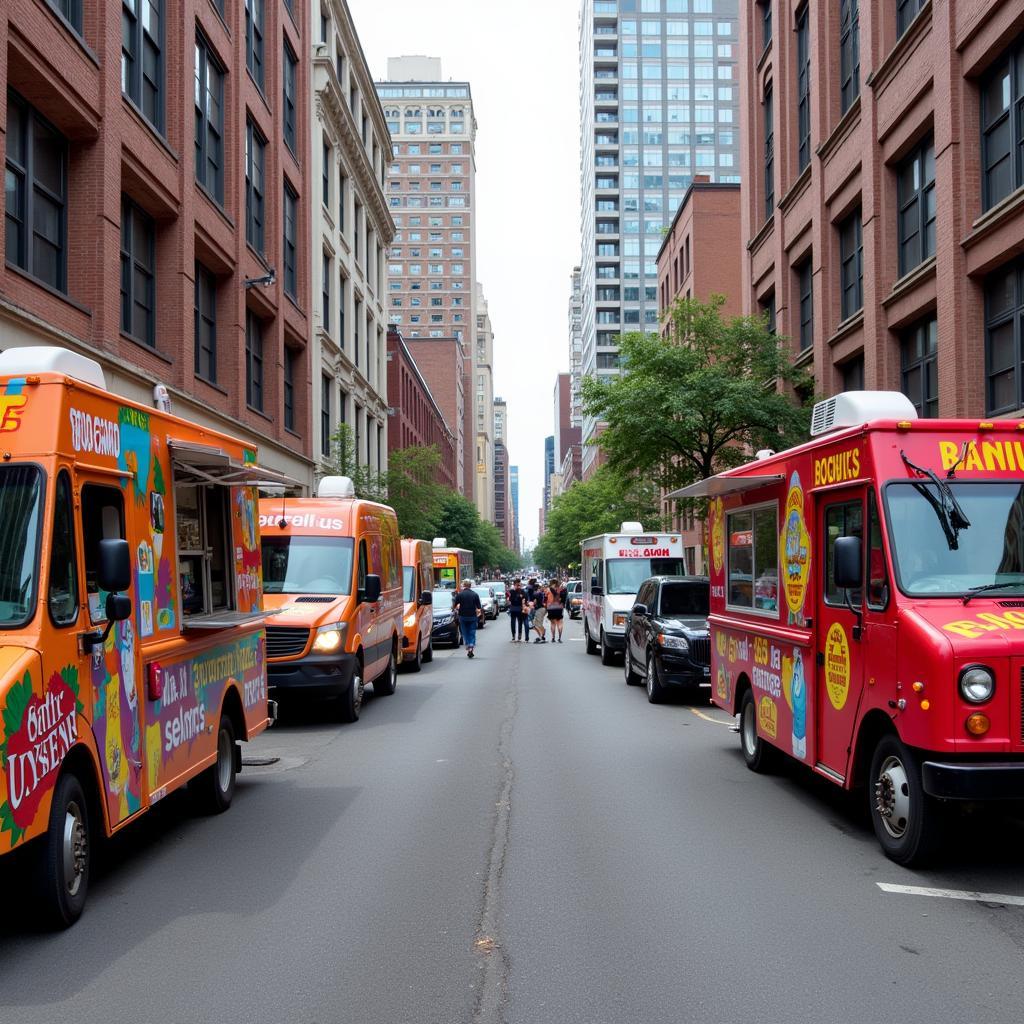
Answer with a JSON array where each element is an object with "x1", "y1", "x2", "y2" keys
[
  {"x1": 452, "y1": 580, "x2": 482, "y2": 658},
  {"x1": 507, "y1": 578, "x2": 528, "y2": 642}
]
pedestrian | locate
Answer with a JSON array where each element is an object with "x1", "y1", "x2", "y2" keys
[
  {"x1": 530, "y1": 580, "x2": 548, "y2": 643},
  {"x1": 545, "y1": 578, "x2": 567, "y2": 643},
  {"x1": 508, "y1": 578, "x2": 528, "y2": 642},
  {"x1": 452, "y1": 579, "x2": 483, "y2": 658}
]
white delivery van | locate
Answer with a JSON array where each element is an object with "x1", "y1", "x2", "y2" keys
[{"x1": 580, "y1": 524, "x2": 686, "y2": 665}]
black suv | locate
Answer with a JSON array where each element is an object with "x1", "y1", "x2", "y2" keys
[{"x1": 624, "y1": 576, "x2": 711, "y2": 703}]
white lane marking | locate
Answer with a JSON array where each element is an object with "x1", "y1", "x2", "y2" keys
[
  {"x1": 877, "y1": 883, "x2": 1024, "y2": 907},
  {"x1": 689, "y1": 707, "x2": 733, "y2": 727}
]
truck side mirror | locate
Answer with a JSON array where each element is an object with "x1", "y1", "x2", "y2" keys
[
  {"x1": 419, "y1": 590, "x2": 433, "y2": 606},
  {"x1": 99, "y1": 538, "x2": 131, "y2": 593},
  {"x1": 363, "y1": 573, "x2": 381, "y2": 604},
  {"x1": 105, "y1": 592, "x2": 132, "y2": 623},
  {"x1": 833, "y1": 536, "x2": 863, "y2": 590},
  {"x1": 632, "y1": 603, "x2": 648, "y2": 616}
]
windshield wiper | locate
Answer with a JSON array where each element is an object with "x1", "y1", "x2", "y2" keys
[
  {"x1": 900, "y1": 450, "x2": 971, "y2": 550},
  {"x1": 962, "y1": 580, "x2": 1024, "y2": 605}
]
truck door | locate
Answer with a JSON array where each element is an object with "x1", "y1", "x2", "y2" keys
[
  {"x1": 815, "y1": 488, "x2": 866, "y2": 780},
  {"x1": 80, "y1": 480, "x2": 143, "y2": 826}
]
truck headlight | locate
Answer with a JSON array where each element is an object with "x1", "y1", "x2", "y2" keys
[
  {"x1": 612, "y1": 612, "x2": 628, "y2": 628},
  {"x1": 959, "y1": 666, "x2": 994, "y2": 703},
  {"x1": 657, "y1": 633, "x2": 689, "y2": 652},
  {"x1": 312, "y1": 622, "x2": 347, "y2": 653}
]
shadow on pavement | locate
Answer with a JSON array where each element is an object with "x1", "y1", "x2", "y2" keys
[{"x1": 271, "y1": 680, "x2": 444, "y2": 732}]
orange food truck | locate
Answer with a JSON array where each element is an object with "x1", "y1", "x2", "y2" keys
[
  {"x1": 400, "y1": 538, "x2": 434, "y2": 671},
  {"x1": 258, "y1": 479, "x2": 404, "y2": 722},
  {"x1": 0, "y1": 347, "x2": 280, "y2": 925},
  {"x1": 673, "y1": 391, "x2": 1024, "y2": 865},
  {"x1": 431, "y1": 540, "x2": 473, "y2": 591}
]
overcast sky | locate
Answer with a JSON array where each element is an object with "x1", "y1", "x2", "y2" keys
[{"x1": 348, "y1": 0, "x2": 581, "y2": 549}]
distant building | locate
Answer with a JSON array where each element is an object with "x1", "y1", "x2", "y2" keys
[
  {"x1": 543, "y1": 435, "x2": 555, "y2": 510},
  {"x1": 404, "y1": 336, "x2": 464, "y2": 484},
  {"x1": 510, "y1": 465, "x2": 520, "y2": 553},
  {"x1": 474, "y1": 284, "x2": 495, "y2": 523},
  {"x1": 553, "y1": 372, "x2": 582, "y2": 491},
  {"x1": 494, "y1": 441, "x2": 512, "y2": 549},
  {"x1": 568, "y1": 266, "x2": 583, "y2": 427}
]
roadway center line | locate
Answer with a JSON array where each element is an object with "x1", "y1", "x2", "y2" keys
[
  {"x1": 688, "y1": 707, "x2": 733, "y2": 727},
  {"x1": 877, "y1": 883, "x2": 1024, "y2": 907}
]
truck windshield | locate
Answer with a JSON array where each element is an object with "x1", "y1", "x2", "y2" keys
[
  {"x1": 262, "y1": 536, "x2": 355, "y2": 595},
  {"x1": 0, "y1": 465, "x2": 43, "y2": 628},
  {"x1": 606, "y1": 558, "x2": 687, "y2": 595},
  {"x1": 403, "y1": 566, "x2": 416, "y2": 602},
  {"x1": 886, "y1": 481, "x2": 1024, "y2": 596}
]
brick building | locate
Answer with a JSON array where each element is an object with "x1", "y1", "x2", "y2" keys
[
  {"x1": 494, "y1": 440, "x2": 511, "y2": 550},
  {"x1": 386, "y1": 328, "x2": 456, "y2": 491},
  {"x1": 404, "y1": 335, "x2": 464, "y2": 486},
  {"x1": 1, "y1": 0, "x2": 312, "y2": 483},
  {"x1": 740, "y1": 1, "x2": 1024, "y2": 416}
]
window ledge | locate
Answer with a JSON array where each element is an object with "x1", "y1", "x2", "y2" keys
[
  {"x1": 4, "y1": 261, "x2": 92, "y2": 316},
  {"x1": 196, "y1": 183, "x2": 233, "y2": 229},
  {"x1": 246, "y1": 404, "x2": 274, "y2": 423},
  {"x1": 817, "y1": 94, "x2": 861, "y2": 164},
  {"x1": 246, "y1": 70, "x2": 272, "y2": 117},
  {"x1": 195, "y1": 374, "x2": 228, "y2": 396},
  {"x1": 245, "y1": 242, "x2": 273, "y2": 274},
  {"x1": 39, "y1": 2, "x2": 99, "y2": 66},
  {"x1": 121, "y1": 95, "x2": 177, "y2": 163},
  {"x1": 881, "y1": 255, "x2": 936, "y2": 308},
  {"x1": 756, "y1": 41, "x2": 772, "y2": 75},
  {"x1": 778, "y1": 163, "x2": 812, "y2": 214},
  {"x1": 121, "y1": 332, "x2": 172, "y2": 364},
  {"x1": 207, "y1": 0, "x2": 231, "y2": 38},
  {"x1": 793, "y1": 346, "x2": 814, "y2": 369},
  {"x1": 284, "y1": 292, "x2": 305, "y2": 316},
  {"x1": 866, "y1": 0, "x2": 932, "y2": 94},
  {"x1": 827, "y1": 309, "x2": 864, "y2": 347},
  {"x1": 962, "y1": 186, "x2": 1024, "y2": 251}
]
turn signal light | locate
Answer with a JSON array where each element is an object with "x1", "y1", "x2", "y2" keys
[
  {"x1": 920, "y1": 699, "x2": 930, "y2": 711},
  {"x1": 965, "y1": 712, "x2": 990, "y2": 736},
  {"x1": 912, "y1": 681, "x2": 924, "y2": 693}
]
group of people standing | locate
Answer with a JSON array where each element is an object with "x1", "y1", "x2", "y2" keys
[{"x1": 507, "y1": 578, "x2": 568, "y2": 644}]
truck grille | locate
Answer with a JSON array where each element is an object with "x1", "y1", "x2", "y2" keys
[
  {"x1": 266, "y1": 626, "x2": 311, "y2": 659},
  {"x1": 689, "y1": 637, "x2": 711, "y2": 666}
]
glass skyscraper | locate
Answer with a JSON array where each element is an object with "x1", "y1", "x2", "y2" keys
[{"x1": 578, "y1": 0, "x2": 739, "y2": 474}]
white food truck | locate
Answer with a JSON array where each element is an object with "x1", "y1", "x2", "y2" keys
[{"x1": 580, "y1": 524, "x2": 686, "y2": 664}]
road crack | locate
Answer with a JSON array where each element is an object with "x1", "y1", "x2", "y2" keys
[{"x1": 472, "y1": 664, "x2": 518, "y2": 1024}]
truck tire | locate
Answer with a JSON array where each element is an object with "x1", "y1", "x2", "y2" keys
[
  {"x1": 422, "y1": 636, "x2": 434, "y2": 663},
  {"x1": 624, "y1": 647, "x2": 641, "y2": 686},
  {"x1": 337, "y1": 664, "x2": 364, "y2": 723},
  {"x1": 646, "y1": 654, "x2": 669, "y2": 704},
  {"x1": 584, "y1": 621, "x2": 599, "y2": 655},
  {"x1": 374, "y1": 650, "x2": 398, "y2": 696},
  {"x1": 739, "y1": 689, "x2": 777, "y2": 773},
  {"x1": 33, "y1": 770, "x2": 91, "y2": 928},
  {"x1": 600, "y1": 629, "x2": 616, "y2": 666},
  {"x1": 192, "y1": 714, "x2": 238, "y2": 814},
  {"x1": 869, "y1": 734, "x2": 943, "y2": 866},
  {"x1": 406, "y1": 638, "x2": 423, "y2": 673}
]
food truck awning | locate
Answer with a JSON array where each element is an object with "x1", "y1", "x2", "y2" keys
[
  {"x1": 667, "y1": 473, "x2": 784, "y2": 499},
  {"x1": 168, "y1": 440, "x2": 299, "y2": 489}
]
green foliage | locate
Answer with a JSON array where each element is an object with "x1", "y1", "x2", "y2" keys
[
  {"x1": 383, "y1": 446, "x2": 446, "y2": 541},
  {"x1": 0, "y1": 671, "x2": 32, "y2": 762},
  {"x1": 534, "y1": 467, "x2": 664, "y2": 570},
  {"x1": 581, "y1": 295, "x2": 813, "y2": 496}
]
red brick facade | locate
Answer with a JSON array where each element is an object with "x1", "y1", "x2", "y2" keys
[
  {"x1": 404, "y1": 335, "x2": 464, "y2": 490},
  {"x1": 386, "y1": 328, "x2": 456, "y2": 490},
  {"x1": 0, "y1": 0, "x2": 312, "y2": 480},
  {"x1": 740, "y1": 1, "x2": 1024, "y2": 417}
]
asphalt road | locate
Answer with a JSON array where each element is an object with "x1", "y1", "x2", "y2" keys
[{"x1": 2, "y1": 616, "x2": 1024, "y2": 1024}]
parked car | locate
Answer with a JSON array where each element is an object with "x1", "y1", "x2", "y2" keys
[
  {"x1": 431, "y1": 590, "x2": 462, "y2": 647},
  {"x1": 567, "y1": 580, "x2": 583, "y2": 619},
  {"x1": 624, "y1": 576, "x2": 711, "y2": 704},
  {"x1": 484, "y1": 580, "x2": 508, "y2": 611},
  {"x1": 400, "y1": 538, "x2": 434, "y2": 671},
  {"x1": 473, "y1": 585, "x2": 497, "y2": 621}
]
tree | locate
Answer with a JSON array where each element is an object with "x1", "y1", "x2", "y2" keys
[
  {"x1": 534, "y1": 467, "x2": 664, "y2": 570},
  {"x1": 383, "y1": 445, "x2": 446, "y2": 541},
  {"x1": 329, "y1": 423, "x2": 384, "y2": 500},
  {"x1": 581, "y1": 295, "x2": 812, "y2": 496}
]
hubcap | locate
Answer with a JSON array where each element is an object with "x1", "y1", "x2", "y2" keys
[
  {"x1": 875, "y1": 755, "x2": 911, "y2": 839},
  {"x1": 353, "y1": 673, "x2": 364, "y2": 711},
  {"x1": 62, "y1": 799, "x2": 87, "y2": 897},
  {"x1": 217, "y1": 728, "x2": 232, "y2": 793},
  {"x1": 742, "y1": 702, "x2": 756, "y2": 756},
  {"x1": 647, "y1": 660, "x2": 655, "y2": 697}
]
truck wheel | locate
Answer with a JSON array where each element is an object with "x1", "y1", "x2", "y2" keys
[
  {"x1": 600, "y1": 629, "x2": 616, "y2": 666},
  {"x1": 33, "y1": 770, "x2": 91, "y2": 928},
  {"x1": 192, "y1": 714, "x2": 237, "y2": 814},
  {"x1": 406, "y1": 639, "x2": 423, "y2": 673},
  {"x1": 739, "y1": 690, "x2": 777, "y2": 774},
  {"x1": 337, "y1": 665, "x2": 364, "y2": 723},
  {"x1": 646, "y1": 654, "x2": 669, "y2": 704},
  {"x1": 422, "y1": 636, "x2": 434, "y2": 663},
  {"x1": 375, "y1": 650, "x2": 398, "y2": 696},
  {"x1": 585, "y1": 621, "x2": 599, "y2": 655},
  {"x1": 869, "y1": 734, "x2": 943, "y2": 866},
  {"x1": 624, "y1": 647, "x2": 641, "y2": 686}
]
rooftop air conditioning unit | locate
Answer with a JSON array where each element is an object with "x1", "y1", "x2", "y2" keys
[
  {"x1": 317, "y1": 476, "x2": 356, "y2": 499},
  {"x1": 810, "y1": 391, "x2": 918, "y2": 437},
  {"x1": 0, "y1": 346, "x2": 106, "y2": 388},
  {"x1": 432, "y1": 537, "x2": 447, "y2": 548},
  {"x1": 620, "y1": 521, "x2": 644, "y2": 532}
]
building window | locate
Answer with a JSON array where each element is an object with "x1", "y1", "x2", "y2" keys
[
  {"x1": 321, "y1": 375, "x2": 332, "y2": 457},
  {"x1": 796, "y1": 6, "x2": 811, "y2": 173},
  {"x1": 839, "y1": 210, "x2": 863, "y2": 320},
  {"x1": 283, "y1": 182, "x2": 298, "y2": 298},
  {"x1": 283, "y1": 41, "x2": 298, "y2": 153},
  {"x1": 981, "y1": 36, "x2": 1024, "y2": 212},
  {"x1": 985, "y1": 258, "x2": 1024, "y2": 415},
  {"x1": 763, "y1": 82, "x2": 774, "y2": 219},
  {"x1": 896, "y1": 0, "x2": 925, "y2": 38},
  {"x1": 839, "y1": 0, "x2": 859, "y2": 114},
  {"x1": 245, "y1": 309, "x2": 264, "y2": 410},
  {"x1": 122, "y1": 0, "x2": 163, "y2": 132},
  {"x1": 245, "y1": 0, "x2": 264, "y2": 91},
  {"x1": 896, "y1": 136, "x2": 935, "y2": 277},
  {"x1": 4, "y1": 91, "x2": 68, "y2": 292},
  {"x1": 761, "y1": 292, "x2": 776, "y2": 334},
  {"x1": 322, "y1": 141, "x2": 331, "y2": 208},
  {"x1": 761, "y1": 1, "x2": 772, "y2": 49},
  {"x1": 120, "y1": 197, "x2": 155, "y2": 347},
  {"x1": 194, "y1": 262, "x2": 216, "y2": 382},
  {"x1": 901, "y1": 316, "x2": 938, "y2": 417},
  {"x1": 338, "y1": 172, "x2": 346, "y2": 230},
  {"x1": 245, "y1": 119, "x2": 266, "y2": 253},
  {"x1": 840, "y1": 354, "x2": 864, "y2": 392},
  {"x1": 194, "y1": 36, "x2": 224, "y2": 203},
  {"x1": 48, "y1": 0, "x2": 83, "y2": 35},
  {"x1": 798, "y1": 258, "x2": 813, "y2": 352},
  {"x1": 283, "y1": 347, "x2": 297, "y2": 432},
  {"x1": 322, "y1": 251, "x2": 331, "y2": 333}
]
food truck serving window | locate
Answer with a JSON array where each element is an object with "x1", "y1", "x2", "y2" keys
[
  {"x1": 727, "y1": 505, "x2": 778, "y2": 613},
  {"x1": 0, "y1": 465, "x2": 44, "y2": 628}
]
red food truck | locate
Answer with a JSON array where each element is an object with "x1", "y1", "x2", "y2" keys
[{"x1": 673, "y1": 391, "x2": 1024, "y2": 865}]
